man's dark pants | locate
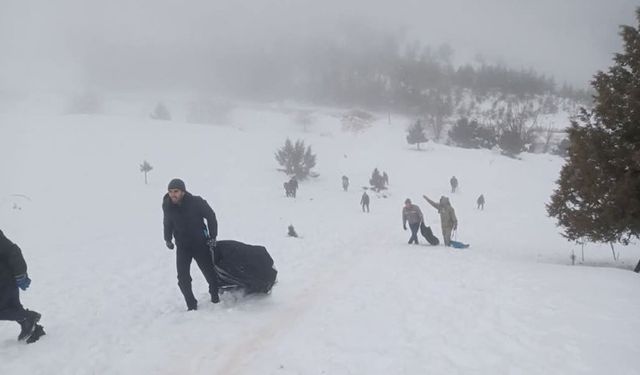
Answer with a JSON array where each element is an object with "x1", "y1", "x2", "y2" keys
[
  {"x1": 408, "y1": 223, "x2": 420, "y2": 244},
  {"x1": 0, "y1": 284, "x2": 27, "y2": 322},
  {"x1": 176, "y1": 243, "x2": 219, "y2": 308}
]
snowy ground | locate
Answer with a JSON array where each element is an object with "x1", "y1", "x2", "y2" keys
[{"x1": 1, "y1": 99, "x2": 639, "y2": 374}]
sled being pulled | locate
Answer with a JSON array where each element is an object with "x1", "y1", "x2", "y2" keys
[
  {"x1": 213, "y1": 240, "x2": 278, "y2": 294},
  {"x1": 450, "y1": 240, "x2": 470, "y2": 249},
  {"x1": 420, "y1": 222, "x2": 440, "y2": 245}
]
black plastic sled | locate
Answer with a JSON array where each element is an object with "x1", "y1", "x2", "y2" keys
[
  {"x1": 420, "y1": 223, "x2": 440, "y2": 245},
  {"x1": 213, "y1": 240, "x2": 277, "y2": 295}
]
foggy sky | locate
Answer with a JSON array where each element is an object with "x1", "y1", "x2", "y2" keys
[{"x1": 1, "y1": 0, "x2": 637, "y2": 93}]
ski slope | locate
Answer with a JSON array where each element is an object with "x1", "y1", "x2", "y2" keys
[{"x1": 1, "y1": 100, "x2": 639, "y2": 374}]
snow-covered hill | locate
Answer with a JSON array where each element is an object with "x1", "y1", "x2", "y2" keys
[{"x1": 1, "y1": 99, "x2": 638, "y2": 374}]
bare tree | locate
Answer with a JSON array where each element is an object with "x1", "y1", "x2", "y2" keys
[{"x1": 140, "y1": 160, "x2": 153, "y2": 184}]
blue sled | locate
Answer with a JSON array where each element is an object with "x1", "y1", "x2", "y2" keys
[{"x1": 450, "y1": 240, "x2": 470, "y2": 249}]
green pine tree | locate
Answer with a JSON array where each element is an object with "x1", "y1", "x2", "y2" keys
[
  {"x1": 406, "y1": 120, "x2": 428, "y2": 150},
  {"x1": 548, "y1": 9, "x2": 640, "y2": 268},
  {"x1": 275, "y1": 138, "x2": 317, "y2": 179}
]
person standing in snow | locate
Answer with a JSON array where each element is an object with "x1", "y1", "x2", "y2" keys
[
  {"x1": 163, "y1": 179, "x2": 219, "y2": 310},
  {"x1": 0, "y1": 229, "x2": 44, "y2": 343},
  {"x1": 402, "y1": 198, "x2": 424, "y2": 245},
  {"x1": 450, "y1": 176, "x2": 458, "y2": 193},
  {"x1": 477, "y1": 194, "x2": 485, "y2": 210},
  {"x1": 360, "y1": 191, "x2": 370, "y2": 212},
  {"x1": 289, "y1": 177, "x2": 299, "y2": 198},
  {"x1": 423, "y1": 195, "x2": 458, "y2": 246},
  {"x1": 342, "y1": 175, "x2": 350, "y2": 192}
]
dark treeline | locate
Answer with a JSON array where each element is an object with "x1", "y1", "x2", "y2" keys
[{"x1": 207, "y1": 25, "x2": 590, "y2": 113}]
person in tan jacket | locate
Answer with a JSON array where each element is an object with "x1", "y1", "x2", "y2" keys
[{"x1": 423, "y1": 195, "x2": 458, "y2": 246}]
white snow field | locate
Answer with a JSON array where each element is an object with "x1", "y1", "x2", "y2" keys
[{"x1": 1, "y1": 100, "x2": 639, "y2": 375}]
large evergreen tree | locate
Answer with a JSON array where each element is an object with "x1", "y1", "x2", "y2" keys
[
  {"x1": 548, "y1": 9, "x2": 640, "y2": 267},
  {"x1": 275, "y1": 138, "x2": 317, "y2": 180}
]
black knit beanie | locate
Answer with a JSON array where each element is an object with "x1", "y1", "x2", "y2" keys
[{"x1": 168, "y1": 178, "x2": 186, "y2": 191}]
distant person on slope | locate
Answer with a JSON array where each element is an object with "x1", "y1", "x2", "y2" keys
[
  {"x1": 402, "y1": 198, "x2": 424, "y2": 245},
  {"x1": 423, "y1": 195, "x2": 458, "y2": 246},
  {"x1": 289, "y1": 177, "x2": 299, "y2": 198},
  {"x1": 163, "y1": 179, "x2": 219, "y2": 311},
  {"x1": 477, "y1": 194, "x2": 485, "y2": 210},
  {"x1": 450, "y1": 176, "x2": 458, "y2": 193},
  {"x1": 0, "y1": 229, "x2": 45, "y2": 343},
  {"x1": 342, "y1": 175, "x2": 350, "y2": 192},
  {"x1": 360, "y1": 191, "x2": 370, "y2": 212}
]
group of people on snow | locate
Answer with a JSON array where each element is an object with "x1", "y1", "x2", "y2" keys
[
  {"x1": 2, "y1": 169, "x2": 485, "y2": 344},
  {"x1": 400, "y1": 174, "x2": 485, "y2": 247},
  {"x1": 402, "y1": 195, "x2": 458, "y2": 246},
  {"x1": 369, "y1": 168, "x2": 389, "y2": 192},
  {"x1": 283, "y1": 177, "x2": 299, "y2": 198}
]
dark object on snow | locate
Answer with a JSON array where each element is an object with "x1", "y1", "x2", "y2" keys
[
  {"x1": 450, "y1": 240, "x2": 469, "y2": 249},
  {"x1": 288, "y1": 225, "x2": 298, "y2": 237},
  {"x1": 634, "y1": 259, "x2": 640, "y2": 273},
  {"x1": 214, "y1": 240, "x2": 278, "y2": 294},
  {"x1": 420, "y1": 222, "x2": 440, "y2": 245}
]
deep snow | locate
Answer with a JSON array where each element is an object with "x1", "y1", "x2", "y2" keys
[{"x1": 1, "y1": 99, "x2": 638, "y2": 374}]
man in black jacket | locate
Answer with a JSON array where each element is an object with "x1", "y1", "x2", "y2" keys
[
  {"x1": 0, "y1": 229, "x2": 44, "y2": 343},
  {"x1": 163, "y1": 179, "x2": 219, "y2": 310}
]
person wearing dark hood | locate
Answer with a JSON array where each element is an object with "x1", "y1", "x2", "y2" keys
[
  {"x1": 423, "y1": 195, "x2": 458, "y2": 246},
  {"x1": 163, "y1": 179, "x2": 219, "y2": 310},
  {"x1": 0, "y1": 229, "x2": 45, "y2": 343},
  {"x1": 402, "y1": 198, "x2": 424, "y2": 245}
]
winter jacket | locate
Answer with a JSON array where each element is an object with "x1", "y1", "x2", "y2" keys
[
  {"x1": 0, "y1": 230, "x2": 27, "y2": 286},
  {"x1": 402, "y1": 204, "x2": 424, "y2": 226},
  {"x1": 424, "y1": 196, "x2": 458, "y2": 230},
  {"x1": 163, "y1": 192, "x2": 218, "y2": 248}
]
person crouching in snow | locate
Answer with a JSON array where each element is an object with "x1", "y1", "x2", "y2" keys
[
  {"x1": 0, "y1": 229, "x2": 44, "y2": 343},
  {"x1": 402, "y1": 198, "x2": 423, "y2": 245},
  {"x1": 423, "y1": 195, "x2": 458, "y2": 246}
]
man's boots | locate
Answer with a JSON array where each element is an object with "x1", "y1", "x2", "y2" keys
[{"x1": 18, "y1": 310, "x2": 41, "y2": 341}]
